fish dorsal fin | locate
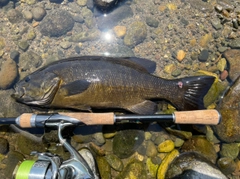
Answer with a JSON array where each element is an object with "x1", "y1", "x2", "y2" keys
[{"x1": 60, "y1": 80, "x2": 91, "y2": 96}]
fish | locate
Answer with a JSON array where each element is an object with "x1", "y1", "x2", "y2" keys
[{"x1": 12, "y1": 56, "x2": 215, "y2": 114}]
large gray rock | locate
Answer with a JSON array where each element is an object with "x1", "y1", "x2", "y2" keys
[{"x1": 39, "y1": 10, "x2": 74, "y2": 37}]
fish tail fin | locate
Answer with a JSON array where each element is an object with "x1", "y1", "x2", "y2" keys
[{"x1": 171, "y1": 76, "x2": 215, "y2": 110}]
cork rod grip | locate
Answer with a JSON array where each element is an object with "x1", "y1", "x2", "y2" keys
[
  {"x1": 59, "y1": 112, "x2": 115, "y2": 125},
  {"x1": 18, "y1": 113, "x2": 33, "y2": 128},
  {"x1": 174, "y1": 109, "x2": 221, "y2": 125}
]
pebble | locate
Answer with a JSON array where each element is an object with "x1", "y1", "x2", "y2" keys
[
  {"x1": 217, "y1": 58, "x2": 227, "y2": 72},
  {"x1": 198, "y1": 49, "x2": 209, "y2": 62},
  {"x1": 10, "y1": 50, "x2": 20, "y2": 62},
  {"x1": 7, "y1": 9, "x2": 23, "y2": 23},
  {"x1": 171, "y1": 68, "x2": 181, "y2": 77},
  {"x1": 146, "y1": 158, "x2": 158, "y2": 178},
  {"x1": 174, "y1": 138, "x2": 184, "y2": 147},
  {"x1": 96, "y1": 156, "x2": 111, "y2": 179},
  {"x1": 0, "y1": 58, "x2": 18, "y2": 89},
  {"x1": 124, "y1": 21, "x2": 147, "y2": 47},
  {"x1": 19, "y1": 51, "x2": 43, "y2": 71},
  {"x1": 220, "y1": 143, "x2": 239, "y2": 159},
  {"x1": 158, "y1": 140, "x2": 175, "y2": 153},
  {"x1": 176, "y1": 50, "x2": 186, "y2": 62},
  {"x1": 211, "y1": 18, "x2": 222, "y2": 30},
  {"x1": 105, "y1": 154, "x2": 123, "y2": 172},
  {"x1": 76, "y1": 0, "x2": 87, "y2": 6},
  {"x1": 60, "y1": 41, "x2": 72, "y2": 49},
  {"x1": 199, "y1": 33, "x2": 212, "y2": 47},
  {"x1": 164, "y1": 64, "x2": 176, "y2": 74},
  {"x1": 113, "y1": 26, "x2": 126, "y2": 38},
  {"x1": 26, "y1": 29, "x2": 36, "y2": 40},
  {"x1": 0, "y1": 37, "x2": 6, "y2": 49},
  {"x1": 146, "y1": 16, "x2": 159, "y2": 28},
  {"x1": 18, "y1": 40, "x2": 29, "y2": 51},
  {"x1": 220, "y1": 70, "x2": 228, "y2": 81},
  {"x1": 166, "y1": 127, "x2": 192, "y2": 140},
  {"x1": 39, "y1": 10, "x2": 74, "y2": 37},
  {"x1": 229, "y1": 38, "x2": 240, "y2": 49},
  {"x1": 146, "y1": 140, "x2": 158, "y2": 157},
  {"x1": 22, "y1": 10, "x2": 33, "y2": 22},
  {"x1": 74, "y1": 45, "x2": 81, "y2": 54},
  {"x1": 217, "y1": 157, "x2": 236, "y2": 175},
  {"x1": 32, "y1": 7, "x2": 46, "y2": 21}
]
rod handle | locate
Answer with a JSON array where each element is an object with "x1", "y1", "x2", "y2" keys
[
  {"x1": 58, "y1": 112, "x2": 115, "y2": 125},
  {"x1": 174, "y1": 109, "x2": 221, "y2": 125}
]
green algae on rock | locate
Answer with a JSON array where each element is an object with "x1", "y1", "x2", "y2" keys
[
  {"x1": 96, "y1": 156, "x2": 111, "y2": 179},
  {"x1": 116, "y1": 159, "x2": 147, "y2": 179},
  {"x1": 181, "y1": 136, "x2": 217, "y2": 164},
  {"x1": 113, "y1": 130, "x2": 144, "y2": 159}
]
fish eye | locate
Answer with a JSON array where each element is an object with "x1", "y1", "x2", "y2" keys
[{"x1": 24, "y1": 76, "x2": 31, "y2": 82}]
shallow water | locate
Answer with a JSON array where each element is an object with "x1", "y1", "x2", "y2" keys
[{"x1": 0, "y1": 0, "x2": 240, "y2": 178}]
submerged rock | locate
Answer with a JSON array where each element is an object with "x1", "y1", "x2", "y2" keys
[
  {"x1": 224, "y1": 49, "x2": 240, "y2": 81},
  {"x1": 39, "y1": 10, "x2": 74, "y2": 37},
  {"x1": 112, "y1": 129, "x2": 144, "y2": 159},
  {"x1": 124, "y1": 21, "x2": 147, "y2": 47},
  {"x1": 116, "y1": 159, "x2": 147, "y2": 179},
  {"x1": 181, "y1": 136, "x2": 217, "y2": 163},
  {"x1": 214, "y1": 76, "x2": 240, "y2": 142},
  {"x1": 166, "y1": 152, "x2": 227, "y2": 179}
]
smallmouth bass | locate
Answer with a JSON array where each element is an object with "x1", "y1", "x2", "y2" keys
[{"x1": 12, "y1": 56, "x2": 215, "y2": 114}]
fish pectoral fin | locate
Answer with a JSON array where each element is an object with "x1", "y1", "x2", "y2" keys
[
  {"x1": 60, "y1": 80, "x2": 91, "y2": 96},
  {"x1": 126, "y1": 100, "x2": 157, "y2": 114}
]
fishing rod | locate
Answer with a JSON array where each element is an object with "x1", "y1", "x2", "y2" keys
[
  {"x1": 1, "y1": 109, "x2": 220, "y2": 128},
  {"x1": 7, "y1": 109, "x2": 220, "y2": 179}
]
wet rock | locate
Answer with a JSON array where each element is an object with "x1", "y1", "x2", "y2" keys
[
  {"x1": 116, "y1": 159, "x2": 147, "y2": 179},
  {"x1": 0, "y1": 37, "x2": 5, "y2": 49},
  {"x1": 17, "y1": 134, "x2": 45, "y2": 155},
  {"x1": 214, "y1": 76, "x2": 240, "y2": 142},
  {"x1": 146, "y1": 16, "x2": 159, "y2": 28},
  {"x1": 0, "y1": 0, "x2": 9, "y2": 6},
  {"x1": 18, "y1": 40, "x2": 29, "y2": 51},
  {"x1": 32, "y1": 7, "x2": 46, "y2": 21},
  {"x1": 166, "y1": 127, "x2": 192, "y2": 140},
  {"x1": 22, "y1": 10, "x2": 33, "y2": 22},
  {"x1": 77, "y1": 0, "x2": 88, "y2": 6},
  {"x1": 3, "y1": 151, "x2": 24, "y2": 178},
  {"x1": 220, "y1": 143, "x2": 239, "y2": 159},
  {"x1": 229, "y1": 38, "x2": 240, "y2": 49},
  {"x1": 217, "y1": 157, "x2": 236, "y2": 175},
  {"x1": 188, "y1": 0, "x2": 215, "y2": 12},
  {"x1": 171, "y1": 68, "x2": 181, "y2": 77},
  {"x1": 105, "y1": 153, "x2": 123, "y2": 171},
  {"x1": 113, "y1": 25, "x2": 126, "y2": 38},
  {"x1": 174, "y1": 138, "x2": 184, "y2": 147},
  {"x1": 217, "y1": 58, "x2": 227, "y2": 72},
  {"x1": 124, "y1": 21, "x2": 147, "y2": 47},
  {"x1": 146, "y1": 140, "x2": 157, "y2": 157},
  {"x1": 18, "y1": 51, "x2": 42, "y2": 72},
  {"x1": 26, "y1": 29, "x2": 36, "y2": 40},
  {"x1": 26, "y1": 0, "x2": 37, "y2": 5},
  {"x1": 0, "y1": 58, "x2": 18, "y2": 89},
  {"x1": 60, "y1": 41, "x2": 72, "y2": 49},
  {"x1": 81, "y1": 7, "x2": 95, "y2": 28},
  {"x1": 224, "y1": 49, "x2": 240, "y2": 81},
  {"x1": 10, "y1": 50, "x2": 20, "y2": 62},
  {"x1": 198, "y1": 49, "x2": 209, "y2": 62},
  {"x1": 211, "y1": 18, "x2": 222, "y2": 30},
  {"x1": 199, "y1": 33, "x2": 212, "y2": 47},
  {"x1": 96, "y1": 5, "x2": 133, "y2": 30},
  {"x1": 0, "y1": 137, "x2": 8, "y2": 154},
  {"x1": 102, "y1": 125, "x2": 116, "y2": 139},
  {"x1": 39, "y1": 10, "x2": 74, "y2": 37},
  {"x1": 146, "y1": 158, "x2": 158, "y2": 178},
  {"x1": 158, "y1": 140, "x2": 175, "y2": 153},
  {"x1": 92, "y1": 132, "x2": 105, "y2": 145},
  {"x1": 166, "y1": 152, "x2": 227, "y2": 179},
  {"x1": 7, "y1": 9, "x2": 23, "y2": 23},
  {"x1": 69, "y1": 29, "x2": 101, "y2": 42},
  {"x1": 112, "y1": 129, "x2": 144, "y2": 159},
  {"x1": 96, "y1": 156, "x2": 111, "y2": 179},
  {"x1": 0, "y1": 89, "x2": 32, "y2": 117},
  {"x1": 181, "y1": 136, "x2": 217, "y2": 163}
]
